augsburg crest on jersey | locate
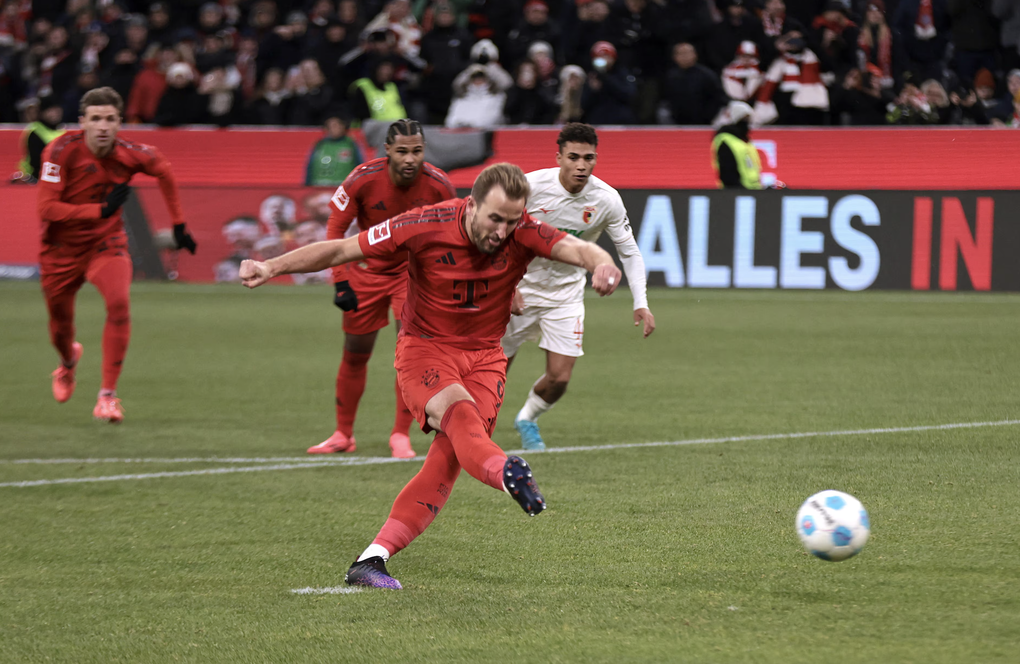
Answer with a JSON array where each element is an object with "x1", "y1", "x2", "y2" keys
[{"x1": 582, "y1": 206, "x2": 597, "y2": 224}]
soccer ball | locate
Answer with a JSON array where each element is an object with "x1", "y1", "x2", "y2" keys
[{"x1": 796, "y1": 490, "x2": 870, "y2": 562}]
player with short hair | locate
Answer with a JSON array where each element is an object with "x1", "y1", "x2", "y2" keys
[
  {"x1": 39, "y1": 86, "x2": 197, "y2": 423},
  {"x1": 503, "y1": 122, "x2": 654, "y2": 450},
  {"x1": 239, "y1": 163, "x2": 622, "y2": 589},
  {"x1": 309, "y1": 119, "x2": 457, "y2": 459}
]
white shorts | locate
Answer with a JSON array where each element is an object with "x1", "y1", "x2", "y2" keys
[{"x1": 501, "y1": 301, "x2": 585, "y2": 358}]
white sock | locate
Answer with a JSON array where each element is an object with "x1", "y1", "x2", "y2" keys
[
  {"x1": 357, "y1": 543, "x2": 390, "y2": 562},
  {"x1": 516, "y1": 386, "x2": 554, "y2": 423}
]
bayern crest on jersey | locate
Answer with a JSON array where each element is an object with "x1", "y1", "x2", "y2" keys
[{"x1": 582, "y1": 206, "x2": 597, "y2": 224}]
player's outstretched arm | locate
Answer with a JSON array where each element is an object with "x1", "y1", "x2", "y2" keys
[
  {"x1": 240, "y1": 237, "x2": 364, "y2": 289},
  {"x1": 549, "y1": 234, "x2": 622, "y2": 296}
]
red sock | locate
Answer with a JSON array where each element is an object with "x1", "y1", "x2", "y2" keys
[
  {"x1": 45, "y1": 290, "x2": 78, "y2": 365},
  {"x1": 335, "y1": 350, "x2": 371, "y2": 436},
  {"x1": 90, "y1": 258, "x2": 132, "y2": 392},
  {"x1": 440, "y1": 400, "x2": 506, "y2": 491},
  {"x1": 374, "y1": 433, "x2": 460, "y2": 555},
  {"x1": 392, "y1": 376, "x2": 414, "y2": 436}
]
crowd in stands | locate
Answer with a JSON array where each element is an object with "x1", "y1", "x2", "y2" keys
[{"x1": 2, "y1": 0, "x2": 1019, "y2": 128}]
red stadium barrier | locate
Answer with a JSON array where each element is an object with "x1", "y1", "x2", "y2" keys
[{"x1": 2, "y1": 126, "x2": 1015, "y2": 286}]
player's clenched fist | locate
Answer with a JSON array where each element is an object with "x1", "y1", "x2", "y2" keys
[
  {"x1": 591, "y1": 263, "x2": 622, "y2": 296},
  {"x1": 240, "y1": 259, "x2": 272, "y2": 288}
]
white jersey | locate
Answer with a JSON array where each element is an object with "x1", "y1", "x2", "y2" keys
[{"x1": 518, "y1": 167, "x2": 648, "y2": 309}]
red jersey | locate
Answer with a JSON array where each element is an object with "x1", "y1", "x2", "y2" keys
[
  {"x1": 326, "y1": 157, "x2": 456, "y2": 279},
  {"x1": 358, "y1": 198, "x2": 568, "y2": 350},
  {"x1": 37, "y1": 130, "x2": 184, "y2": 248}
]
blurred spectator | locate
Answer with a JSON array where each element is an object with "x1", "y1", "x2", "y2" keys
[
  {"x1": 258, "y1": 11, "x2": 308, "y2": 75},
  {"x1": 1009, "y1": 89, "x2": 1020, "y2": 127},
  {"x1": 662, "y1": 42, "x2": 726, "y2": 124},
  {"x1": 992, "y1": 0, "x2": 1020, "y2": 72},
  {"x1": 246, "y1": 67, "x2": 292, "y2": 124},
  {"x1": 857, "y1": 1, "x2": 897, "y2": 89},
  {"x1": 721, "y1": 40, "x2": 763, "y2": 102},
  {"x1": 581, "y1": 40, "x2": 638, "y2": 124},
  {"x1": 466, "y1": 38, "x2": 513, "y2": 91},
  {"x1": 948, "y1": 0, "x2": 998, "y2": 87},
  {"x1": 350, "y1": 58, "x2": 409, "y2": 121},
  {"x1": 419, "y1": 1, "x2": 474, "y2": 124},
  {"x1": 305, "y1": 115, "x2": 363, "y2": 186},
  {"x1": 919, "y1": 78, "x2": 952, "y2": 122},
  {"x1": 988, "y1": 68, "x2": 1020, "y2": 122},
  {"x1": 364, "y1": 0, "x2": 423, "y2": 61},
  {"x1": 235, "y1": 31, "x2": 260, "y2": 103},
  {"x1": 505, "y1": 0, "x2": 561, "y2": 70},
  {"x1": 197, "y1": 61, "x2": 241, "y2": 126},
  {"x1": 37, "y1": 24, "x2": 77, "y2": 101},
  {"x1": 248, "y1": 1, "x2": 280, "y2": 41},
  {"x1": 809, "y1": 1, "x2": 860, "y2": 76},
  {"x1": 445, "y1": 62, "x2": 506, "y2": 127},
  {"x1": 60, "y1": 64, "x2": 99, "y2": 123},
  {"x1": 885, "y1": 80, "x2": 941, "y2": 123},
  {"x1": 754, "y1": 35, "x2": 829, "y2": 124},
  {"x1": 505, "y1": 60, "x2": 558, "y2": 124},
  {"x1": 10, "y1": 96, "x2": 63, "y2": 184},
  {"x1": 311, "y1": 14, "x2": 358, "y2": 92},
  {"x1": 760, "y1": 0, "x2": 807, "y2": 67},
  {"x1": 828, "y1": 65, "x2": 891, "y2": 124},
  {"x1": 287, "y1": 58, "x2": 334, "y2": 125},
  {"x1": 562, "y1": 0, "x2": 612, "y2": 67},
  {"x1": 706, "y1": 0, "x2": 766, "y2": 73},
  {"x1": 0, "y1": 1, "x2": 28, "y2": 50},
  {"x1": 154, "y1": 61, "x2": 203, "y2": 126},
  {"x1": 947, "y1": 80, "x2": 989, "y2": 124},
  {"x1": 657, "y1": 0, "x2": 715, "y2": 48},
  {"x1": 611, "y1": 0, "x2": 669, "y2": 123},
  {"x1": 557, "y1": 63, "x2": 586, "y2": 123},
  {"x1": 526, "y1": 41, "x2": 561, "y2": 106},
  {"x1": 147, "y1": 2, "x2": 174, "y2": 47},
  {"x1": 339, "y1": 0, "x2": 368, "y2": 35},
  {"x1": 125, "y1": 44, "x2": 176, "y2": 123},
  {"x1": 972, "y1": 67, "x2": 1002, "y2": 118},
  {"x1": 893, "y1": 0, "x2": 950, "y2": 82}
]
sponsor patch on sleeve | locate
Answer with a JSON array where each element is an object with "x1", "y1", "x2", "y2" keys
[
  {"x1": 331, "y1": 185, "x2": 350, "y2": 211},
  {"x1": 368, "y1": 220, "x2": 391, "y2": 245},
  {"x1": 40, "y1": 162, "x2": 61, "y2": 183}
]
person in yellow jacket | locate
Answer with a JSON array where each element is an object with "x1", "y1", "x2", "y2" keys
[
  {"x1": 711, "y1": 101, "x2": 762, "y2": 190},
  {"x1": 350, "y1": 60, "x2": 409, "y2": 122},
  {"x1": 10, "y1": 97, "x2": 65, "y2": 184}
]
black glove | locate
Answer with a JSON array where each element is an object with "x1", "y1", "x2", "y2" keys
[
  {"x1": 173, "y1": 223, "x2": 198, "y2": 254},
  {"x1": 100, "y1": 183, "x2": 131, "y2": 218},
  {"x1": 333, "y1": 280, "x2": 358, "y2": 311}
]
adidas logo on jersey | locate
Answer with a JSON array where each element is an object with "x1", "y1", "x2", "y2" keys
[
  {"x1": 434, "y1": 252, "x2": 456, "y2": 265},
  {"x1": 372, "y1": 201, "x2": 387, "y2": 210}
]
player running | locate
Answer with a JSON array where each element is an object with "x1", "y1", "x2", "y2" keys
[
  {"x1": 239, "y1": 163, "x2": 622, "y2": 589},
  {"x1": 39, "y1": 86, "x2": 197, "y2": 423},
  {"x1": 309, "y1": 119, "x2": 456, "y2": 459},
  {"x1": 503, "y1": 123, "x2": 655, "y2": 451}
]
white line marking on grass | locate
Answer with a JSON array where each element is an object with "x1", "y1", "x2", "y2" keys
[
  {"x1": 2, "y1": 418, "x2": 1018, "y2": 488},
  {"x1": 0, "y1": 457, "x2": 336, "y2": 465},
  {"x1": 291, "y1": 586, "x2": 362, "y2": 595}
]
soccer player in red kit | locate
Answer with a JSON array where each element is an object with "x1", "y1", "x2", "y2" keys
[
  {"x1": 239, "y1": 163, "x2": 622, "y2": 589},
  {"x1": 309, "y1": 119, "x2": 456, "y2": 459},
  {"x1": 39, "y1": 87, "x2": 196, "y2": 423}
]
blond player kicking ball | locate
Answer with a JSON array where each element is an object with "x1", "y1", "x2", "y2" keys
[
  {"x1": 239, "y1": 164, "x2": 621, "y2": 589},
  {"x1": 503, "y1": 123, "x2": 655, "y2": 451}
]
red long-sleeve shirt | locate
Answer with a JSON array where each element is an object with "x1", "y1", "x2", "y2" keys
[{"x1": 37, "y1": 130, "x2": 184, "y2": 248}]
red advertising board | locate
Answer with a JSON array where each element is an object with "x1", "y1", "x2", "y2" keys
[{"x1": 1, "y1": 126, "x2": 1016, "y2": 287}]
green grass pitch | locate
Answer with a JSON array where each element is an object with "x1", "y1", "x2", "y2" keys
[{"x1": 1, "y1": 281, "x2": 1019, "y2": 663}]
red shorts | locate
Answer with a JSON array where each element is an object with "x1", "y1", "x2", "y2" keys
[
  {"x1": 341, "y1": 263, "x2": 408, "y2": 335},
  {"x1": 40, "y1": 232, "x2": 131, "y2": 299},
  {"x1": 394, "y1": 335, "x2": 507, "y2": 435}
]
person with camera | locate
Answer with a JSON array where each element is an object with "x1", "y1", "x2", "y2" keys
[{"x1": 581, "y1": 41, "x2": 637, "y2": 124}]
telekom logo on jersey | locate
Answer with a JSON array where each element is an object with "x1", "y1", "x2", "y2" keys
[{"x1": 368, "y1": 220, "x2": 391, "y2": 245}]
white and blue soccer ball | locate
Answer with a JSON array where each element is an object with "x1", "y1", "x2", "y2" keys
[{"x1": 796, "y1": 490, "x2": 870, "y2": 562}]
